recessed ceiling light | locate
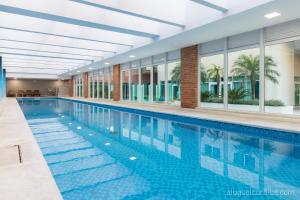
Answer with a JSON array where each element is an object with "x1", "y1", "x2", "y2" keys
[
  {"x1": 264, "y1": 12, "x2": 281, "y2": 19},
  {"x1": 129, "y1": 55, "x2": 136, "y2": 58},
  {"x1": 104, "y1": 62, "x2": 110, "y2": 65},
  {"x1": 77, "y1": 70, "x2": 81, "y2": 73}
]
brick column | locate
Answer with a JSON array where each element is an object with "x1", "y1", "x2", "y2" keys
[
  {"x1": 83, "y1": 72, "x2": 89, "y2": 98},
  {"x1": 69, "y1": 78, "x2": 73, "y2": 97},
  {"x1": 113, "y1": 64, "x2": 121, "y2": 101},
  {"x1": 180, "y1": 45, "x2": 198, "y2": 108}
]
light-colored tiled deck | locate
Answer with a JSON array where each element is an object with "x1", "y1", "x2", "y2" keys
[
  {"x1": 64, "y1": 97, "x2": 300, "y2": 133},
  {"x1": 0, "y1": 98, "x2": 63, "y2": 200}
]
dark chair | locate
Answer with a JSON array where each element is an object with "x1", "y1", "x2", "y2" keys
[
  {"x1": 17, "y1": 90, "x2": 24, "y2": 97},
  {"x1": 7, "y1": 90, "x2": 16, "y2": 97},
  {"x1": 33, "y1": 90, "x2": 40, "y2": 97},
  {"x1": 25, "y1": 90, "x2": 33, "y2": 97}
]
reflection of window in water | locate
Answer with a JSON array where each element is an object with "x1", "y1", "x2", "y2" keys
[
  {"x1": 204, "y1": 144, "x2": 221, "y2": 160},
  {"x1": 233, "y1": 153, "x2": 255, "y2": 171}
]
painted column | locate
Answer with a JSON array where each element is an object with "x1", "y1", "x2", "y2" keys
[
  {"x1": 180, "y1": 45, "x2": 199, "y2": 108},
  {"x1": 69, "y1": 78, "x2": 74, "y2": 97},
  {"x1": 0, "y1": 56, "x2": 3, "y2": 100},
  {"x1": 3, "y1": 69, "x2": 6, "y2": 98},
  {"x1": 113, "y1": 64, "x2": 121, "y2": 101}
]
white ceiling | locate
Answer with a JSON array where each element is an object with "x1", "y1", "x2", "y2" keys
[{"x1": 0, "y1": 0, "x2": 293, "y2": 79}]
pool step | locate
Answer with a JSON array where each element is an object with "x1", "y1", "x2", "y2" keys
[
  {"x1": 50, "y1": 154, "x2": 115, "y2": 176},
  {"x1": 36, "y1": 132, "x2": 77, "y2": 143},
  {"x1": 42, "y1": 141, "x2": 92, "y2": 155},
  {"x1": 45, "y1": 148, "x2": 103, "y2": 164},
  {"x1": 55, "y1": 163, "x2": 130, "y2": 193},
  {"x1": 39, "y1": 137, "x2": 85, "y2": 149},
  {"x1": 62, "y1": 175, "x2": 149, "y2": 200}
]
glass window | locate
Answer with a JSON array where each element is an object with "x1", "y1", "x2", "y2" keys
[
  {"x1": 200, "y1": 54, "x2": 224, "y2": 108},
  {"x1": 122, "y1": 70, "x2": 130, "y2": 100},
  {"x1": 228, "y1": 48, "x2": 260, "y2": 112},
  {"x1": 265, "y1": 40, "x2": 299, "y2": 115},
  {"x1": 98, "y1": 72, "x2": 103, "y2": 99},
  {"x1": 141, "y1": 66, "x2": 151, "y2": 102},
  {"x1": 131, "y1": 68, "x2": 139, "y2": 101},
  {"x1": 104, "y1": 70, "x2": 109, "y2": 99},
  {"x1": 89, "y1": 74, "x2": 92, "y2": 98},
  {"x1": 93, "y1": 73, "x2": 97, "y2": 98},
  {"x1": 167, "y1": 61, "x2": 181, "y2": 105},
  {"x1": 153, "y1": 64, "x2": 166, "y2": 103},
  {"x1": 109, "y1": 68, "x2": 114, "y2": 99}
]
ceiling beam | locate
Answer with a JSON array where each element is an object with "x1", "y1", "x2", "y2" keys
[
  {"x1": 0, "y1": 46, "x2": 103, "y2": 59},
  {"x1": 0, "y1": 38, "x2": 117, "y2": 53},
  {"x1": 4, "y1": 60, "x2": 79, "y2": 67},
  {"x1": 0, "y1": 26, "x2": 133, "y2": 47},
  {"x1": 6, "y1": 71, "x2": 60, "y2": 75},
  {"x1": 191, "y1": 0, "x2": 228, "y2": 12},
  {"x1": 70, "y1": 0, "x2": 185, "y2": 29},
  {"x1": 0, "y1": 5, "x2": 159, "y2": 38},
  {"x1": 3, "y1": 57, "x2": 86, "y2": 65},
  {"x1": 5, "y1": 66, "x2": 69, "y2": 70},
  {"x1": 0, "y1": 52, "x2": 93, "y2": 62}
]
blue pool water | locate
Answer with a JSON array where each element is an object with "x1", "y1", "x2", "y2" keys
[{"x1": 18, "y1": 98, "x2": 300, "y2": 200}]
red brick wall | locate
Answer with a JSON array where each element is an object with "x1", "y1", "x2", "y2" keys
[
  {"x1": 180, "y1": 45, "x2": 198, "y2": 108},
  {"x1": 83, "y1": 72, "x2": 88, "y2": 98},
  {"x1": 68, "y1": 78, "x2": 73, "y2": 97},
  {"x1": 113, "y1": 64, "x2": 121, "y2": 101}
]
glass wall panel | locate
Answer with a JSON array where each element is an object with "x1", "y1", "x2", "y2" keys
[
  {"x1": 153, "y1": 64, "x2": 166, "y2": 103},
  {"x1": 93, "y1": 73, "x2": 97, "y2": 98},
  {"x1": 141, "y1": 66, "x2": 151, "y2": 102},
  {"x1": 109, "y1": 68, "x2": 114, "y2": 99},
  {"x1": 98, "y1": 72, "x2": 103, "y2": 99},
  {"x1": 265, "y1": 40, "x2": 300, "y2": 115},
  {"x1": 88, "y1": 74, "x2": 92, "y2": 98},
  {"x1": 122, "y1": 70, "x2": 130, "y2": 100},
  {"x1": 131, "y1": 68, "x2": 139, "y2": 101},
  {"x1": 228, "y1": 48, "x2": 260, "y2": 112},
  {"x1": 167, "y1": 61, "x2": 181, "y2": 105},
  {"x1": 104, "y1": 70, "x2": 109, "y2": 99},
  {"x1": 200, "y1": 54, "x2": 224, "y2": 108}
]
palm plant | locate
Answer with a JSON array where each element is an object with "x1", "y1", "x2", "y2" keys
[
  {"x1": 170, "y1": 63, "x2": 181, "y2": 83},
  {"x1": 231, "y1": 54, "x2": 279, "y2": 100},
  {"x1": 207, "y1": 64, "x2": 223, "y2": 97}
]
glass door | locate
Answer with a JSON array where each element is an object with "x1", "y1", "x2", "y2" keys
[{"x1": 295, "y1": 83, "x2": 300, "y2": 107}]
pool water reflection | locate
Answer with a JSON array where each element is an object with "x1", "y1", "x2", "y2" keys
[{"x1": 18, "y1": 98, "x2": 300, "y2": 200}]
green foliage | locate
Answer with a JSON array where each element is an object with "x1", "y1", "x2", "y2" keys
[
  {"x1": 170, "y1": 63, "x2": 181, "y2": 83},
  {"x1": 265, "y1": 99, "x2": 284, "y2": 106},
  {"x1": 231, "y1": 54, "x2": 279, "y2": 100},
  {"x1": 202, "y1": 96, "x2": 284, "y2": 107},
  {"x1": 207, "y1": 64, "x2": 223, "y2": 96},
  {"x1": 201, "y1": 91, "x2": 211, "y2": 101},
  {"x1": 228, "y1": 88, "x2": 247, "y2": 101}
]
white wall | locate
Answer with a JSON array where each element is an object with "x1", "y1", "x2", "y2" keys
[
  {"x1": 7, "y1": 79, "x2": 69, "y2": 96},
  {"x1": 265, "y1": 43, "x2": 294, "y2": 106}
]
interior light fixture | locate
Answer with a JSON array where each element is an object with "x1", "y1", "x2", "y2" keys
[
  {"x1": 104, "y1": 62, "x2": 110, "y2": 65},
  {"x1": 77, "y1": 70, "x2": 81, "y2": 73},
  {"x1": 129, "y1": 55, "x2": 136, "y2": 58},
  {"x1": 88, "y1": 67, "x2": 93, "y2": 70},
  {"x1": 264, "y1": 12, "x2": 281, "y2": 19}
]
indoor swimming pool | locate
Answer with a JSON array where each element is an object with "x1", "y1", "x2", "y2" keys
[{"x1": 18, "y1": 98, "x2": 300, "y2": 200}]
